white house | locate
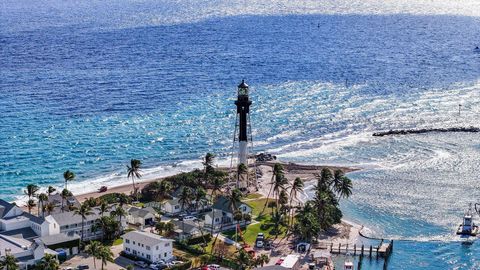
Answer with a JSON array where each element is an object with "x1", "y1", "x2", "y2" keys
[
  {"x1": 160, "y1": 198, "x2": 182, "y2": 215},
  {"x1": 204, "y1": 196, "x2": 252, "y2": 232},
  {"x1": 126, "y1": 207, "x2": 156, "y2": 227},
  {"x1": 122, "y1": 231, "x2": 174, "y2": 263}
]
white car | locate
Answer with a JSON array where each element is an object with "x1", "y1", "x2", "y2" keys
[
  {"x1": 208, "y1": 264, "x2": 220, "y2": 270},
  {"x1": 183, "y1": 216, "x2": 195, "y2": 221}
]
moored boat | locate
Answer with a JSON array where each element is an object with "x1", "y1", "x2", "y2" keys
[{"x1": 456, "y1": 205, "x2": 479, "y2": 237}]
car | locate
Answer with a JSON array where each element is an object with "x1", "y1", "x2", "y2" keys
[
  {"x1": 135, "y1": 261, "x2": 149, "y2": 268},
  {"x1": 207, "y1": 264, "x2": 220, "y2": 270},
  {"x1": 182, "y1": 215, "x2": 195, "y2": 221},
  {"x1": 201, "y1": 266, "x2": 211, "y2": 270},
  {"x1": 76, "y1": 265, "x2": 89, "y2": 270},
  {"x1": 98, "y1": 186, "x2": 108, "y2": 192},
  {"x1": 275, "y1": 258, "x2": 285, "y2": 265},
  {"x1": 257, "y1": 233, "x2": 265, "y2": 239},
  {"x1": 255, "y1": 239, "x2": 264, "y2": 248},
  {"x1": 264, "y1": 241, "x2": 271, "y2": 250}
]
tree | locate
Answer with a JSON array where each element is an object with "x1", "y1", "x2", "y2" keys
[
  {"x1": 85, "y1": 241, "x2": 102, "y2": 269},
  {"x1": 127, "y1": 159, "x2": 142, "y2": 201},
  {"x1": 35, "y1": 253, "x2": 60, "y2": 270},
  {"x1": 47, "y1": 186, "x2": 56, "y2": 196},
  {"x1": 38, "y1": 193, "x2": 48, "y2": 217},
  {"x1": 112, "y1": 206, "x2": 126, "y2": 235},
  {"x1": 126, "y1": 265, "x2": 134, "y2": 270},
  {"x1": 237, "y1": 163, "x2": 248, "y2": 189},
  {"x1": 287, "y1": 177, "x2": 304, "y2": 232},
  {"x1": 261, "y1": 164, "x2": 284, "y2": 214},
  {"x1": 256, "y1": 254, "x2": 269, "y2": 267},
  {"x1": 99, "y1": 200, "x2": 108, "y2": 217},
  {"x1": 74, "y1": 202, "x2": 93, "y2": 243},
  {"x1": 203, "y1": 153, "x2": 215, "y2": 184},
  {"x1": 194, "y1": 187, "x2": 207, "y2": 211},
  {"x1": 0, "y1": 254, "x2": 18, "y2": 270},
  {"x1": 45, "y1": 202, "x2": 55, "y2": 216},
  {"x1": 60, "y1": 188, "x2": 72, "y2": 212},
  {"x1": 63, "y1": 170, "x2": 75, "y2": 190},
  {"x1": 236, "y1": 249, "x2": 254, "y2": 270},
  {"x1": 199, "y1": 254, "x2": 211, "y2": 266},
  {"x1": 155, "y1": 222, "x2": 166, "y2": 235},
  {"x1": 26, "y1": 199, "x2": 36, "y2": 215},
  {"x1": 333, "y1": 170, "x2": 353, "y2": 199},
  {"x1": 24, "y1": 184, "x2": 39, "y2": 213},
  {"x1": 178, "y1": 186, "x2": 193, "y2": 213},
  {"x1": 98, "y1": 245, "x2": 114, "y2": 270}
]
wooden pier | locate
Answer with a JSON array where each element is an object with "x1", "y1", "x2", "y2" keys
[{"x1": 313, "y1": 239, "x2": 394, "y2": 258}]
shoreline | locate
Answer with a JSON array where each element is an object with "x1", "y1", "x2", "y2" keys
[{"x1": 74, "y1": 161, "x2": 360, "y2": 203}]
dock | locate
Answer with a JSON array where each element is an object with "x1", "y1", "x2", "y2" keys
[{"x1": 313, "y1": 239, "x2": 394, "y2": 258}]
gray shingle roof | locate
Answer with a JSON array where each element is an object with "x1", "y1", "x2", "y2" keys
[
  {"x1": 121, "y1": 231, "x2": 173, "y2": 247},
  {"x1": 0, "y1": 227, "x2": 38, "y2": 240},
  {"x1": 0, "y1": 199, "x2": 15, "y2": 218},
  {"x1": 21, "y1": 212, "x2": 45, "y2": 225},
  {"x1": 171, "y1": 220, "x2": 200, "y2": 234},
  {"x1": 40, "y1": 233, "x2": 80, "y2": 246},
  {"x1": 51, "y1": 208, "x2": 102, "y2": 226},
  {"x1": 128, "y1": 207, "x2": 156, "y2": 218},
  {"x1": 211, "y1": 196, "x2": 249, "y2": 214}
]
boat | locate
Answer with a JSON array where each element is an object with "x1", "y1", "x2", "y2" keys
[
  {"x1": 344, "y1": 259, "x2": 354, "y2": 270},
  {"x1": 456, "y1": 204, "x2": 479, "y2": 237}
]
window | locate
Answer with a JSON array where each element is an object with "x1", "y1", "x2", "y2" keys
[
  {"x1": 141, "y1": 244, "x2": 144, "y2": 247},
  {"x1": 214, "y1": 218, "x2": 219, "y2": 222},
  {"x1": 133, "y1": 241, "x2": 136, "y2": 245},
  {"x1": 164, "y1": 252, "x2": 167, "y2": 257},
  {"x1": 146, "y1": 255, "x2": 151, "y2": 260},
  {"x1": 156, "y1": 246, "x2": 159, "y2": 250},
  {"x1": 165, "y1": 243, "x2": 170, "y2": 247},
  {"x1": 138, "y1": 243, "x2": 141, "y2": 247},
  {"x1": 174, "y1": 205, "x2": 179, "y2": 209},
  {"x1": 146, "y1": 246, "x2": 150, "y2": 251},
  {"x1": 125, "y1": 239, "x2": 130, "y2": 244}
]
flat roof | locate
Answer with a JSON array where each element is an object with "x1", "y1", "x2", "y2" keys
[{"x1": 280, "y1": 254, "x2": 300, "y2": 268}]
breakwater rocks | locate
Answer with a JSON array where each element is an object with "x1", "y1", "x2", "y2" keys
[{"x1": 373, "y1": 127, "x2": 480, "y2": 137}]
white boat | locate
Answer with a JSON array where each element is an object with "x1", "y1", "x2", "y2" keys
[
  {"x1": 456, "y1": 204, "x2": 479, "y2": 237},
  {"x1": 344, "y1": 260, "x2": 354, "y2": 270}
]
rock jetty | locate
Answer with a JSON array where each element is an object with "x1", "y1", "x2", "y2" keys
[{"x1": 373, "y1": 127, "x2": 480, "y2": 137}]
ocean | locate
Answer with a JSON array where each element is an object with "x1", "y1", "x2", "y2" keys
[{"x1": 1, "y1": 0, "x2": 480, "y2": 268}]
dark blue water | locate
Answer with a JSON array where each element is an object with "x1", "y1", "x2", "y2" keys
[{"x1": 2, "y1": 1, "x2": 480, "y2": 268}]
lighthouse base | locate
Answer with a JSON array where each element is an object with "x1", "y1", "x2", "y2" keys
[{"x1": 239, "y1": 141, "x2": 248, "y2": 165}]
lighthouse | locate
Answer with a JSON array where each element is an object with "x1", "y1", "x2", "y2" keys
[{"x1": 235, "y1": 80, "x2": 252, "y2": 167}]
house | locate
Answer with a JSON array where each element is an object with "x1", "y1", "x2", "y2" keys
[
  {"x1": 160, "y1": 198, "x2": 182, "y2": 216},
  {"x1": 44, "y1": 193, "x2": 80, "y2": 214},
  {"x1": 171, "y1": 219, "x2": 202, "y2": 240},
  {"x1": 126, "y1": 207, "x2": 157, "y2": 227},
  {"x1": 122, "y1": 231, "x2": 174, "y2": 263},
  {"x1": 0, "y1": 199, "x2": 64, "y2": 268},
  {"x1": 160, "y1": 188, "x2": 210, "y2": 216},
  {"x1": 204, "y1": 196, "x2": 252, "y2": 232}
]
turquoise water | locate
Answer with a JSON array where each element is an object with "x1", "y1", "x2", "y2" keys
[{"x1": 2, "y1": 1, "x2": 480, "y2": 268}]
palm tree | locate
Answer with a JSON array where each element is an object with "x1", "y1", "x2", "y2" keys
[
  {"x1": 272, "y1": 172, "x2": 288, "y2": 211},
  {"x1": 163, "y1": 222, "x2": 175, "y2": 237},
  {"x1": 127, "y1": 159, "x2": 142, "y2": 201},
  {"x1": 0, "y1": 254, "x2": 18, "y2": 270},
  {"x1": 45, "y1": 202, "x2": 55, "y2": 216},
  {"x1": 85, "y1": 241, "x2": 102, "y2": 269},
  {"x1": 261, "y1": 164, "x2": 284, "y2": 214},
  {"x1": 194, "y1": 187, "x2": 207, "y2": 212},
  {"x1": 47, "y1": 186, "x2": 56, "y2": 197},
  {"x1": 98, "y1": 245, "x2": 114, "y2": 270},
  {"x1": 256, "y1": 254, "x2": 269, "y2": 267},
  {"x1": 237, "y1": 163, "x2": 248, "y2": 189},
  {"x1": 155, "y1": 222, "x2": 166, "y2": 235},
  {"x1": 26, "y1": 199, "x2": 36, "y2": 215},
  {"x1": 203, "y1": 153, "x2": 215, "y2": 184},
  {"x1": 288, "y1": 177, "x2": 304, "y2": 226},
  {"x1": 178, "y1": 186, "x2": 193, "y2": 213},
  {"x1": 74, "y1": 202, "x2": 93, "y2": 243},
  {"x1": 63, "y1": 170, "x2": 75, "y2": 190},
  {"x1": 36, "y1": 253, "x2": 60, "y2": 270},
  {"x1": 24, "y1": 184, "x2": 39, "y2": 213},
  {"x1": 99, "y1": 201, "x2": 108, "y2": 217},
  {"x1": 214, "y1": 189, "x2": 243, "y2": 250},
  {"x1": 336, "y1": 175, "x2": 353, "y2": 199},
  {"x1": 38, "y1": 193, "x2": 48, "y2": 217},
  {"x1": 112, "y1": 206, "x2": 126, "y2": 234},
  {"x1": 60, "y1": 188, "x2": 72, "y2": 212}
]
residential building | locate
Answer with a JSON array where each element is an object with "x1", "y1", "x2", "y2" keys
[
  {"x1": 171, "y1": 219, "x2": 202, "y2": 240},
  {"x1": 126, "y1": 207, "x2": 156, "y2": 227},
  {"x1": 204, "y1": 196, "x2": 252, "y2": 232},
  {"x1": 122, "y1": 231, "x2": 174, "y2": 263}
]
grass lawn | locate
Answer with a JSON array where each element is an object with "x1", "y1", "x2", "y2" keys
[
  {"x1": 244, "y1": 193, "x2": 263, "y2": 200},
  {"x1": 223, "y1": 222, "x2": 287, "y2": 246},
  {"x1": 244, "y1": 198, "x2": 275, "y2": 219},
  {"x1": 112, "y1": 238, "x2": 123, "y2": 245}
]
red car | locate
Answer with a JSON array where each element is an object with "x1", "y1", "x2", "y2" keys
[
  {"x1": 98, "y1": 186, "x2": 108, "y2": 192},
  {"x1": 275, "y1": 258, "x2": 284, "y2": 265}
]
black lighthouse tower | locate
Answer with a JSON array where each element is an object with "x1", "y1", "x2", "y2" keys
[{"x1": 235, "y1": 80, "x2": 252, "y2": 169}]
